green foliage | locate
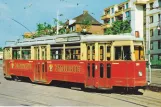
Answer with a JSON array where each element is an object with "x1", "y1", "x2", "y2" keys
[
  {"x1": 80, "y1": 18, "x2": 92, "y2": 32},
  {"x1": 151, "y1": 60, "x2": 161, "y2": 65},
  {"x1": 104, "y1": 27, "x2": 113, "y2": 35},
  {"x1": 0, "y1": 47, "x2": 3, "y2": 51},
  {"x1": 104, "y1": 20, "x2": 132, "y2": 35}
]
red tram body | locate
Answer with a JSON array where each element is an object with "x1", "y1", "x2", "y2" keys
[{"x1": 3, "y1": 60, "x2": 146, "y2": 89}]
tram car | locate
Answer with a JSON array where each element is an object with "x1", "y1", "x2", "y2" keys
[{"x1": 3, "y1": 33, "x2": 146, "y2": 91}]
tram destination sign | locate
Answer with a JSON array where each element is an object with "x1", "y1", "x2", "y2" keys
[
  {"x1": 67, "y1": 36, "x2": 80, "y2": 42},
  {"x1": 55, "y1": 36, "x2": 80, "y2": 43}
]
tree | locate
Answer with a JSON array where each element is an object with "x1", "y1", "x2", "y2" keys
[
  {"x1": 0, "y1": 47, "x2": 3, "y2": 51},
  {"x1": 35, "y1": 22, "x2": 53, "y2": 37},
  {"x1": 104, "y1": 27, "x2": 113, "y2": 35},
  {"x1": 104, "y1": 20, "x2": 132, "y2": 35},
  {"x1": 80, "y1": 18, "x2": 92, "y2": 32}
]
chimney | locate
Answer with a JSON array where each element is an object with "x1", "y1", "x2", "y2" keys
[{"x1": 83, "y1": 10, "x2": 88, "y2": 14}]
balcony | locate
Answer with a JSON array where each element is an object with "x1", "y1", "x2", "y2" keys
[
  {"x1": 115, "y1": 10, "x2": 123, "y2": 16},
  {"x1": 101, "y1": 23, "x2": 111, "y2": 29},
  {"x1": 134, "y1": 0, "x2": 150, "y2": 5},
  {"x1": 101, "y1": 14, "x2": 111, "y2": 20}
]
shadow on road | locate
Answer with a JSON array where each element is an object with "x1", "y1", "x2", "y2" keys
[{"x1": 4, "y1": 77, "x2": 144, "y2": 95}]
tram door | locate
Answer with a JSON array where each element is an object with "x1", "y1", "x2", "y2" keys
[
  {"x1": 86, "y1": 44, "x2": 98, "y2": 87},
  {"x1": 34, "y1": 46, "x2": 47, "y2": 82},
  {"x1": 98, "y1": 44, "x2": 111, "y2": 88},
  {"x1": 34, "y1": 47, "x2": 40, "y2": 81},
  {"x1": 40, "y1": 46, "x2": 47, "y2": 81}
]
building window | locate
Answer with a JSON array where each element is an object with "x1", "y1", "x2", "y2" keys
[
  {"x1": 158, "y1": 14, "x2": 161, "y2": 22},
  {"x1": 150, "y1": 2, "x2": 154, "y2": 10},
  {"x1": 158, "y1": 54, "x2": 161, "y2": 60},
  {"x1": 151, "y1": 55, "x2": 153, "y2": 60},
  {"x1": 112, "y1": 18, "x2": 114, "y2": 23},
  {"x1": 126, "y1": 3, "x2": 129, "y2": 9},
  {"x1": 150, "y1": 29, "x2": 153, "y2": 37},
  {"x1": 107, "y1": 10, "x2": 110, "y2": 14},
  {"x1": 158, "y1": 29, "x2": 161, "y2": 35},
  {"x1": 158, "y1": 40, "x2": 161, "y2": 49},
  {"x1": 150, "y1": 16, "x2": 153, "y2": 23},
  {"x1": 126, "y1": 11, "x2": 130, "y2": 17},
  {"x1": 111, "y1": 8, "x2": 114, "y2": 13},
  {"x1": 150, "y1": 42, "x2": 153, "y2": 50}
]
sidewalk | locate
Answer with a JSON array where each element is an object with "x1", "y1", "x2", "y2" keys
[{"x1": 148, "y1": 69, "x2": 161, "y2": 87}]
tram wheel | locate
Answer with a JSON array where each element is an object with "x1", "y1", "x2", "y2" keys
[{"x1": 12, "y1": 76, "x2": 21, "y2": 82}]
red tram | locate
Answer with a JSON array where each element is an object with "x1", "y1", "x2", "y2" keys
[{"x1": 3, "y1": 33, "x2": 147, "y2": 91}]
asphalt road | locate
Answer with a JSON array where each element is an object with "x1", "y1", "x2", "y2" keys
[{"x1": 0, "y1": 67, "x2": 161, "y2": 106}]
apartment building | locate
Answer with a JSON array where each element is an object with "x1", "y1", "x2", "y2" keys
[
  {"x1": 101, "y1": 0, "x2": 150, "y2": 38},
  {"x1": 146, "y1": 0, "x2": 161, "y2": 61},
  {"x1": 102, "y1": 0, "x2": 161, "y2": 61}
]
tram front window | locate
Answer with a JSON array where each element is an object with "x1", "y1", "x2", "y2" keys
[
  {"x1": 123, "y1": 46, "x2": 131, "y2": 60},
  {"x1": 115, "y1": 46, "x2": 131, "y2": 60}
]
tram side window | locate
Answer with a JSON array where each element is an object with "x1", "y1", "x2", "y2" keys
[
  {"x1": 51, "y1": 44, "x2": 63, "y2": 60},
  {"x1": 134, "y1": 46, "x2": 144, "y2": 60},
  {"x1": 4, "y1": 48, "x2": 11, "y2": 59},
  {"x1": 65, "y1": 43, "x2": 80, "y2": 60},
  {"x1": 92, "y1": 46, "x2": 95, "y2": 60},
  {"x1": 65, "y1": 49, "x2": 80, "y2": 60},
  {"x1": 87, "y1": 45, "x2": 95, "y2": 60},
  {"x1": 22, "y1": 47, "x2": 31, "y2": 60},
  {"x1": 100, "y1": 46, "x2": 104, "y2": 60},
  {"x1": 115, "y1": 47, "x2": 122, "y2": 60},
  {"x1": 71, "y1": 49, "x2": 80, "y2": 60},
  {"x1": 51, "y1": 49, "x2": 63, "y2": 60},
  {"x1": 107, "y1": 46, "x2": 111, "y2": 60},
  {"x1": 123, "y1": 46, "x2": 131, "y2": 60},
  {"x1": 12, "y1": 49, "x2": 20, "y2": 59},
  {"x1": 87, "y1": 46, "x2": 90, "y2": 60}
]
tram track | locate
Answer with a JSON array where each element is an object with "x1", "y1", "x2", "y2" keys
[
  {"x1": 1, "y1": 81, "x2": 161, "y2": 107},
  {"x1": 96, "y1": 92, "x2": 161, "y2": 107},
  {"x1": 0, "y1": 71, "x2": 161, "y2": 106},
  {"x1": 0, "y1": 83, "x2": 103, "y2": 106},
  {"x1": 0, "y1": 93, "x2": 50, "y2": 106}
]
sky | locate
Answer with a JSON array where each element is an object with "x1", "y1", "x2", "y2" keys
[{"x1": 0, "y1": 0, "x2": 125, "y2": 47}]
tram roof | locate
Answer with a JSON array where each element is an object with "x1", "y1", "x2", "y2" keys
[{"x1": 4, "y1": 33, "x2": 144, "y2": 48}]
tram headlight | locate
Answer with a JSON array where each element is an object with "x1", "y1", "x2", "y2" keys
[{"x1": 138, "y1": 71, "x2": 143, "y2": 77}]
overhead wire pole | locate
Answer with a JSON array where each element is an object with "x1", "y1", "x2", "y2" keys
[{"x1": 148, "y1": 16, "x2": 152, "y2": 85}]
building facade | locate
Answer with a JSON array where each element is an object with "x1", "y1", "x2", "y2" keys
[
  {"x1": 0, "y1": 52, "x2": 3, "y2": 60},
  {"x1": 65, "y1": 11, "x2": 103, "y2": 35},
  {"x1": 145, "y1": 0, "x2": 161, "y2": 61},
  {"x1": 102, "y1": 0, "x2": 161, "y2": 61},
  {"x1": 101, "y1": 0, "x2": 150, "y2": 38}
]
